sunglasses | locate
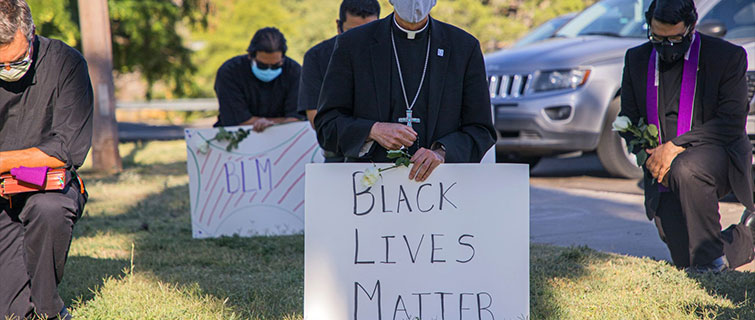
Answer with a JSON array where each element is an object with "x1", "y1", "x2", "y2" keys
[
  {"x1": 0, "y1": 38, "x2": 33, "y2": 70},
  {"x1": 253, "y1": 59, "x2": 283, "y2": 70},
  {"x1": 647, "y1": 26, "x2": 691, "y2": 46}
]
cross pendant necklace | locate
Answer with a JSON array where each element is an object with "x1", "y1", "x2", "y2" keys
[
  {"x1": 391, "y1": 24, "x2": 431, "y2": 130},
  {"x1": 398, "y1": 109, "x2": 420, "y2": 128}
]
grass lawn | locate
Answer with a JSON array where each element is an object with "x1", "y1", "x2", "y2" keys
[{"x1": 55, "y1": 140, "x2": 754, "y2": 319}]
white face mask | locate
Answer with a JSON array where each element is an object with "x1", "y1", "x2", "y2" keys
[
  {"x1": 0, "y1": 63, "x2": 31, "y2": 82},
  {"x1": 390, "y1": 0, "x2": 437, "y2": 24},
  {"x1": 0, "y1": 39, "x2": 33, "y2": 82}
]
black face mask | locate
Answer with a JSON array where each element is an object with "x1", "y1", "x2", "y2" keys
[{"x1": 653, "y1": 33, "x2": 693, "y2": 63}]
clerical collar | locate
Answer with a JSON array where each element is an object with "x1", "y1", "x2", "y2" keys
[{"x1": 393, "y1": 15, "x2": 429, "y2": 40}]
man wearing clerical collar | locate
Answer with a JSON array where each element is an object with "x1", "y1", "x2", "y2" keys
[
  {"x1": 0, "y1": 0, "x2": 89, "y2": 318},
  {"x1": 314, "y1": 0, "x2": 495, "y2": 182},
  {"x1": 618, "y1": 0, "x2": 755, "y2": 273}
]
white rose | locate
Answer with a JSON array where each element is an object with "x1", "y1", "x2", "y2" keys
[
  {"x1": 197, "y1": 141, "x2": 210, "y2": 154},
  {"x1": 360, "y1": 166, "x2": 381, "y2": 188},
  {"x1": 612, "y1": 116, "x2": 632, "y2": 132}
]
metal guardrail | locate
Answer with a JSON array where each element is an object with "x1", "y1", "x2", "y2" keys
[{"x1": 116, "y1": 98, "x2": 218, "y2": 111}]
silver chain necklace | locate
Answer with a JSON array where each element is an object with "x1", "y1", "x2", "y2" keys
[{"x1": 391, "y1": 25, "x2": 431, "y2": 120}]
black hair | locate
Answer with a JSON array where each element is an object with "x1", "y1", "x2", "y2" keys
[
  {"x1": 645, "y1": 0, "x2": 698, "y2": 27},
  {"x1": 247, "y1": 27, "x2": 287, "y2": 57},
  {"x1": 338, "y1": 0, "x2": 380, "y2": 27}
]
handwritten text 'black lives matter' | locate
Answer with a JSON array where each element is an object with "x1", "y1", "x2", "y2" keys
[{"x1": 350, "y1": 171, "x2": 496, "y2": 320}]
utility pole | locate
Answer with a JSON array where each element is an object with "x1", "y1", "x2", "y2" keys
[{"x1": 77, "y1": 0, "x2": 122, "y2": 172}]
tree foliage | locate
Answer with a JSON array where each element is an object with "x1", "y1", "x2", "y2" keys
[
  {"x1": 27, "y1": 0, "x2": 79, "y2": 45},
  {"x1": 28, "y1": 0, "x2": 211, "y2": 99},
  {"x1": 192, "y1": 0, "x2": 595, "y2": 96},
  {"x1": 29, "y1": 0, "x2": 595, "y2": 99}
]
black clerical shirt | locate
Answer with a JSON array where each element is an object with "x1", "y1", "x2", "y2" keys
[
  {"x1": 390, "y1": 19, "x2": 431, "y2": 154},
  {"x1": 298, "y1": 36, "x2": 336, "y2": 113},
  {"x1": 214, "y1": 55, "x2": 303, "y2": 127},
  {"x1": 314, "y1": 14, "x2": 496, "y2": 163},
  {"x1": 658, "y1": 58, "x2": 683, "y2": 143},
  {"x1": 0, "y1": 36, "x2": 93, "y2": 171}
]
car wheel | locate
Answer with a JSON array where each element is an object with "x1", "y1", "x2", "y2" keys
[{"x1": 597, "y1": 97, "x2": 643, "y2": 179}]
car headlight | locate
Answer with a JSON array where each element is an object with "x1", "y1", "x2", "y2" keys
[{"x1": 532, "y1": 69, "x2": 591, "y2": 92}]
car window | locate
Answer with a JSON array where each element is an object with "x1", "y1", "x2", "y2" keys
[
  {"x1": 555, "y1": 0, "x2": 651, "y2": 38},
  {"x1": 700, "y1": 0, "x2": 755, "y2": 39},
  {"x1": 514, "y1": 15, "x2": 573, "y2": 48}
]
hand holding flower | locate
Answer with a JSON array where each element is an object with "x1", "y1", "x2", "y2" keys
[
  {"x1": 359, "y1": 148, "x2": 415, "y2": 188},
  {"x1": 611, "y1": 116, "x2": 659, "y2": 167},
  {"x1": 646, "y1": 142, "x2": 685, "y2": 186}
]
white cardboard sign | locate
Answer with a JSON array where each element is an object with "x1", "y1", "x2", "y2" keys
[
  {"x1": 304, "y1": 164, "x2": 529, "y2": 320},
  {"x1": 185, "y1": 122, "x2": 323, "y2": 238}
]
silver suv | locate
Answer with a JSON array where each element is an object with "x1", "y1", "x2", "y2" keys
[{"x1": 486, "y1": 0, "x2": 755, "y2": 178}]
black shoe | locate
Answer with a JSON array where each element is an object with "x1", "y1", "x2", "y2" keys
[
  {"x1": 744, "y1": 209, "x2": 755, "y2": 259},
  {"x1": 742, "y1": 209, "x2": 755, "y2": 244},
  {"x1": 59, "y1": 306, "x2": 72, "y2": 320},
  {"x1": 687, "y1": 256, "x2": 729, "y2": 274},
  {"x1": 743, "y1": 208, "x2": 755, "y2": 229}
]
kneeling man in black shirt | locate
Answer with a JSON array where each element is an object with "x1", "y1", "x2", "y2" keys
[
  {"x1": 618, "y1": 0, "x2": 755, "y2": 273},
  {"x1": 0, "y1": 1, "x2": 91, "y2": 318},
  {"x1": 214, "y1": 27, "x2": 304, "y2": 131}
]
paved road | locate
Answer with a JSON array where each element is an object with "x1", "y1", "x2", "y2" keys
[
  {"x1": 118, "y1": 122, "x2": 188, "y2": 141},
  {"x1": 530, "y1": 154, "x2": 754, "y2": 271}
]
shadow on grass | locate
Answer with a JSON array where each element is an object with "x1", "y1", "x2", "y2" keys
[
  {"x1": 59, "y1": 256, "x2": 128, "y2": 306},
  {"x1": 530, "y1": 244, "x2": 611, "y2": 319},
  {"x1": 689, "y1": 271, "x2": 755, "y2": 319},
  {"x1": 64, "y1": 182, "x2": 304, "y2": 319},
  {"x1": 64, "y1": 153, "x2": 755, "y2": 319},
  {"x1": 64, "y1": 173, "x2": 643, "y2": 319},
  {"x1": 121, "y1": 141, "x2": 149, "y2": 167},
  {"x1": 78, "y1": 161, "x2": 189, "y2": 187}
]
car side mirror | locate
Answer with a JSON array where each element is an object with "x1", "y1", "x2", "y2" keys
[{"x1": 697, "y1": 20, "x2": 727, "y2": 38}]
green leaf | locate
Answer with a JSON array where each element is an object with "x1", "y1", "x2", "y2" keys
[
  {"x1": 212, "y1": 127, "x2": 253, "y2": 152},
  {"x1": 643, "y1": 130, "x2": 653, "y2": 143},
  {"x1": 647, "y1": 124, "x2": 659, "y2": 138},
  {"x1": 636, "y1": 150, "x2": 648, "y2": 167},
  {"x1": 386, "y1": 151, "x2": 403, "y2": 159},
  {"x1": 396, "y1": 158, "x2": 411, "y2": 167},
  {"x1": 215, "y1": 127, "x2": 233, "y2": 141}
]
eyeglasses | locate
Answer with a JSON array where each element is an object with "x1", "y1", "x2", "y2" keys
[
  {"x1": 254, "y1": 59, "x2": 283, "y2": 70},
  {"x1": 0, "y1": 38, "x2": 33, "y2": 70},
  {"x1": 647, "y1": 26, "x2": 691, "y2": 46}
]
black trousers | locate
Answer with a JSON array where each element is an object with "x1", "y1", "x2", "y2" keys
[
  {"x1": 0, "y1": 184, "x2": 84, "y2": 319},
  {"x1": 654, "y1": 144, "x2": 754, "y2": 268}
]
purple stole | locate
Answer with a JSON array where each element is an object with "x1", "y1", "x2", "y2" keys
[{"x1": 646, "y1": 32, "x2": 701, "y2": 191}]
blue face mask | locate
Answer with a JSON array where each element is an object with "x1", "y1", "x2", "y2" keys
[{"x1": 251, "y1": 60, "x2": 283, "y2": 82}]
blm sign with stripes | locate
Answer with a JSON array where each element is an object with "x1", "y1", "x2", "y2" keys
[{"x1": 185, "y1": 122, "x2": 323, "y2": 238}]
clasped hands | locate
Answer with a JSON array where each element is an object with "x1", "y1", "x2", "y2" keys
[
  {"x1": 369, "y1": 122, "x2": 445, "y2": 182},
  {"x1": 248, "y1": 117, "x2": 275, "y2": 132},
  {"x1": 645, "y1": 141, "x2": 685, "y2": 187}
]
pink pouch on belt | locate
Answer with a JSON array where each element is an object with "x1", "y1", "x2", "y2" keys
[{"x1": 10, "y1": 166, "x2": 50, "y2": 187}]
